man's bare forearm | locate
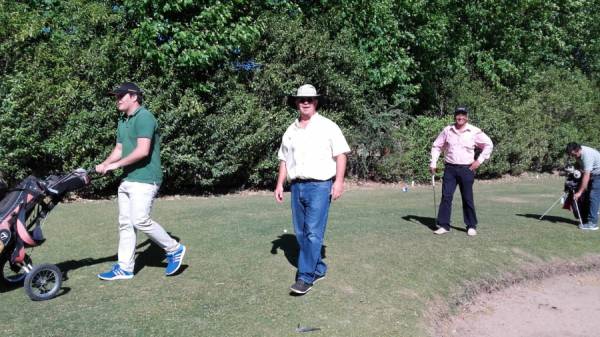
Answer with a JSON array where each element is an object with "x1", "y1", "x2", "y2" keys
[
  {"x1": 335, "y1": 154, "x2": 347, "y2": 182},
  {"x1": 102, "y1": 145, "x2": 122, "y2": 165}
]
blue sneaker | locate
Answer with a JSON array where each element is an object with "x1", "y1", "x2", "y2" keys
[
  {"x1": 165, "y1": 244, "x2": 186, "y2": 276},
  {"x1": 97, "y1": 264, "x2": 133, "y2": 280}
]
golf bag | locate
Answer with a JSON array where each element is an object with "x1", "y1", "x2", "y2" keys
[
  {"x1": 559, "y1": 166, "x2": 589, "y2": 220},
  {"x1": 0, "y1": 169, "x2": 91, "y2": 300}
]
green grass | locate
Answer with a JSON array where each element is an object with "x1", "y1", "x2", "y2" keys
[{"x1": 2, "y1": 176, "x2": 600, "y2": 337}]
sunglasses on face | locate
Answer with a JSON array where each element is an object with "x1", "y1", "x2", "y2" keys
[
  {"x1": 296, "y1": 97, "x2": 316, "y2": 104},
  {"x1": 115, "y1": 93, "x2": 128, "y2": 100}
]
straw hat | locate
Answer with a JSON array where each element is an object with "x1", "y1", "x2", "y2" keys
[{"x1": 286, "y1": 84, "x2": 325, "y2": 108}]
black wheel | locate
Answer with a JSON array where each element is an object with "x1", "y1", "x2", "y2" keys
[
  {"x1": 23, "y1": 264, "x2": 62, "y2": 301},
  {"x1": 0, "y1": 252, "x2": 28, "y2": 287}
]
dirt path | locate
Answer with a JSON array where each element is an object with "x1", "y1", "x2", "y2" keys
[{"x1": 440, "y1": 271, "x2": 600, "y2": 337}]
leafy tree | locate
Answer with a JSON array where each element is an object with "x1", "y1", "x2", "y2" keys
[{"x1": 0, "y1": 0, "x2": 599, "y2": 194}]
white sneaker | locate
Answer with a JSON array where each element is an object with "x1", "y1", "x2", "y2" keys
[
  {"x1": 467, "y1": 228, "x2": 477, "y2": 236},
  {"x1": 579, "y1": 223, "x2": 599, "y2": 231},
  {"x1": 433, "y1": 227, "x2": 449, "y2": 235}
]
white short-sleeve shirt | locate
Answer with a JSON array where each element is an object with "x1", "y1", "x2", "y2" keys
[{"x1": 277, "y1": 113, "x2": 350, "y2": 181}]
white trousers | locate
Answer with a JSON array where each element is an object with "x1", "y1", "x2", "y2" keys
[{"x1": 117, "y1": 181, "x2": 179, "y2": 272}]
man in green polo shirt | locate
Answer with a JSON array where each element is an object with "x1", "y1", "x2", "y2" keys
[{"x1": 95, "y1": 82, "x2": 186, "y2": 280}]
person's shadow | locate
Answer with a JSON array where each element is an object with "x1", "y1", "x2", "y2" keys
[
  {"x1": 1, "y1": 235, "x2": 187, "y2": 295},
  {"x1": 56, "y1": 235, "x2": 186, "y2": 278},
  {"x1": 271, "y1": 234, "x2": 327, "y2": 297},
  {"x1": 270, "y1": 234, "x2": 326, "y2": 268},
  {"x1": 402, "y1": 215, "x2": 467, "y2": 232},
  {"x1": 515, "y1": 213, "x2": 580, "y2": 226},
  {"x1": 0, "y1": 252, "x2": 116, "y2": 295},
  {"x1": 133, "y1": 235, "x2": 188, "y2": 275}
]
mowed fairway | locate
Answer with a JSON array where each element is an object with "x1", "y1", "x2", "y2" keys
[{"x1": 2, "y1": 176, "x2": 600, "y2": 337}]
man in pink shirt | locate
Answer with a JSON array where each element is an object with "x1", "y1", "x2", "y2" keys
[{"x1": 429, "y1": 107, "x2": 494, "y2": 236}]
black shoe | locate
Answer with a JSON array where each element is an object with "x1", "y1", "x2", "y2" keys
[
  {"x1": 290, "y1": 280, "x2": 313, "y2": 294},
  {"x1": 313, "y1": 273, "x2": 326, "y2": 284}
]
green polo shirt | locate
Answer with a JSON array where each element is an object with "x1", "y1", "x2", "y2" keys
[{"x1": 116, "y1": 106, "x2": 163, "y2": 184}]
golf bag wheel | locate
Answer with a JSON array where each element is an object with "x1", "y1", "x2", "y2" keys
[
  {"x1": 23, "y1": 263, "x2": 62, "y2": 301},
  {"x1": 0, "y1": 253, "x2": 29, "y2": 287}
]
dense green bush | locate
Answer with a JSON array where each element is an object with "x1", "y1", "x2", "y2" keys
[
  {"x1": 389, "y1": 68, "x2": 600, "y2": 181},
  {"x1": 374, "y1": 115, "x2": 449, "y2": 182},
  {"x1": 0, "y1": 1, "x2": 599, "y2": 195},
  {"x1": 0, "y1": 0, "x2": 131, "y2": 192}
]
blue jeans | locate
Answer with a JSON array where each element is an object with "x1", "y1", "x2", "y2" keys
[
  {"x1": 583, "y1": 178, "x2": 600, "y2": 225},
  {"x1": 290, "y1": 180, "x2": 332, "y2": 284}
]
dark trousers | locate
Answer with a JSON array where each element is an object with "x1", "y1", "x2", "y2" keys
[{"x1": 437, "y1": 164, "x2": 477, "y2": 230}]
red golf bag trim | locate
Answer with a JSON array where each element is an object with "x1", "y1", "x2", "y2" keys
[
  {"x1": 0, "y1": 177, "x2": 46, "y2": 264},
  {"x1": 0, "y1": 170, "x2": 91, "y2": 265},
  {"x1": 16, "y1": 197, "x2": 37, "y2": 247}
]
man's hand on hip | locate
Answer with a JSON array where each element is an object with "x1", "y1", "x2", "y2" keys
[{"x1": 469, "y1": 161, "x2": 481, "y2": 171}]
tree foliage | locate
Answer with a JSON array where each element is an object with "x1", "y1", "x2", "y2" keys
[{"x1": 0, "y1": 0, "x2": 599, "y2": 194}]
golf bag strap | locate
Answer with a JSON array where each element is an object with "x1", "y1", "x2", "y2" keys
[
  {"x1": 31, "y1": 216, "x2": 44, "y2": 242},
  {"x1": 10, "y1": 237, "x2": 26, "y2": 264},
  {"x1": 15, "y1": 203, "x2": 37, "y2": 246}
]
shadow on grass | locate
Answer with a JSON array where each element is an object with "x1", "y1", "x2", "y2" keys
[
  {"x1": 1, "y1": 235, "x2": 188, "y2": 296},
  {"x1": 516, "y1": 213, "x2": 579, "y2": 226},
  {"x1": 53, "y1": 287, "x2": 71, "y2": 299},
  {"x1": 270, "y1": 234, "x2": 326, "y2": 268},
  {"x1": 133, "y1": 234, "x2": 188, "y2": 275},
  {"x1": 402, "y1": 215, "x2": 467, "y2": 232},
  {"x1": 57, "y1": 255, "x2": 116, "y2": 280},
  {"x1": 0, "y1": 254, "x2": 116, "y2": 295},
  {"x1": 133, "y1": 239, "x2": 166, "y2": 274},
  {"x1": 402, "y1": 215, "x2": 437, "y2": 230},
  {"x1": 57, "y1": 234, "x2": 184, "y2": 281},
  {"x1": 55, "y1": 235, "x2": 184, "y2": 279}
]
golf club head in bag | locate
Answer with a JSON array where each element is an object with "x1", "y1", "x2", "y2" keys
[
  {"x1": 44, "y1": 168, "x2": 91, "y2": 197},
  {"x1": 0, "y1": 178, "x2": 7, "y2": 201}
]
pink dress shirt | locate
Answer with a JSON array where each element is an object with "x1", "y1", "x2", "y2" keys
[{"x1": 430, "y1": 123, "x2": 493, "y2": 167}]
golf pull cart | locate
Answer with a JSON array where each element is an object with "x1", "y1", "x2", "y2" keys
[{"x1": 0, "y1": 169, "x2": 91, "y2": 301}]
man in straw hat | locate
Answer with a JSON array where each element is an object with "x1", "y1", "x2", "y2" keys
[
  {"x1": 95, "y1": 82, "x2": 186, "y2": 280},
  {"x1": 275, "y1": 84, "x2": 351, "y2": 295}
]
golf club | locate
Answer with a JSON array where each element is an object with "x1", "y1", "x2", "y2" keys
[
  {"x1": 539, "y1": 192, "x2": 584, "y2": 227},
  {"x1": 539, "y1": 193, "x2": 567, "y2": 220},
  {"x1": 572, "y1": 197, "x2": 584, "y2": 227},
  {"x1": 432, "y1": 174, "x2": 437, "y2": 227}
]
